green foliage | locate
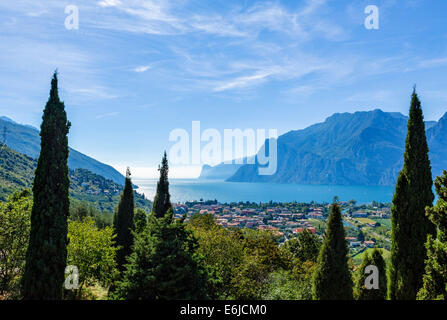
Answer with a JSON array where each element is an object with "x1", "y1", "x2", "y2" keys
[
  {"x1": 263, "y1": 261, "x2": 317, "y2": 300},
  {"x1": 152, "y1": 152, "x2": 172, "y2": 218},
  {"x1": 389, "y1": 89, "x2": 436, "y2": 300},
  {"x1": 187, "y1": 214, "x2": 243, "y2": 299},
  {"x1": 354, "y1": 248, "x2": 387, "y2": 300},
  {"x1": 283, "y1": 230, "x2": 322, "y2": 263},
  {"x1": 0, "y1": 190, "x2": 32, "y2": 299},
  {"x1": 113, "y1": 168, "x2": 135, "y2": 272},
  {"x1": 66, "y1": 218, "x2": 118, "y2": 299},
  {"x1": 112, "y1": 210, "x2": 210, "y2": 300},
  {"x1": 21, "y1": 72, "x2": 71, "y2": 300},
  {"x1": 0, "y1": 146, "x2": 35, "y2": 200},
  {"x1": 134, "y1": 208, "x2": 147, "y2": 233},
  {"x1": 417, "y1": 171, "x2": 447, "y2": 300},
  {"x1": 312, "y1": 203, "x2": 353, "y2": 300},
  {"x1": 230, "y1": 229, "x2": 288, "y2": 300}
]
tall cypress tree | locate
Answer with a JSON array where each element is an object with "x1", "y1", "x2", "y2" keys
[
  {"x1": 355, "y1": 248, "x2": 387, "y2": 300},
  {"x1": 417, "y1": 171, "x2": 447, "y2": 300},
  {"x1": 113, "y1": 167, "x2": 135, "y2": 272},
  {"x1": 21, "y1": 72, "x2": 71, "y2": 300},
  {"x1": 312, "y1": 202, "x2": 353, "y2": 300},
  {"x1": 388, "y1": 89, "x2": 436, "y2": 300},
  {"x1": 152, "y1": 151, "x2": 172, "y2": 218}
]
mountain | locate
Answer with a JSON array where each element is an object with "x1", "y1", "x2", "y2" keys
[
  {"x1": 199, "y1": 163, "x2": 243, "y2": 180},
  {"x1": 0, "y1": 144, "x2": 151, "y2": 211},
  {"x1": 200, "y1": 109, "x2": 447, "y2": 186},
  {"x1": 0, "y1": 116, "x2": 125, "y2": 185}
]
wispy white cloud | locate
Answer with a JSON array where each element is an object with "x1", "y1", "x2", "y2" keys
[
  {"x1": 418, "y1": 57, "x2": 447, "y2": 69},
  {"x1": 96, "y1": 111, "x2": 120, "y2": 119},
  {"x1": 214, "y1": 71, "x2": 274, "y2": 92},
  {"x1": 97, "y1": 0, "x2": 122, "y2": 8},
  {"x1": 70, "y1": 87, "x2": 119, "y2": 100},
  {"x1": 133, "y1": 65, "x2": 151, "y2": 73}
]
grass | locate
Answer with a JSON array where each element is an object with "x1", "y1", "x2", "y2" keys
[
  {"x1": 352, "y1": 247, "x2": 390, "y2": 265},
  {"x1": 354, "y1": 218, "x2": 376, "y2": 225},
  {"x1": 372, "y1": 218, "x2": 392, "y2": 228}
]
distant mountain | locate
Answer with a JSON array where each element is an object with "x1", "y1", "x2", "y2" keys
[
  {"x1": 199, "y1": 163, "x2": 243, "y2": 180},
  {"x1": 0, "y1": 116, "x2": 125, "y2": 185},
  {"x1": 200, "y1": 109, "x2": 447, "y2": 186},
  {"x1": 0, "y1": 144, "x2": 151, "y2": 211}
]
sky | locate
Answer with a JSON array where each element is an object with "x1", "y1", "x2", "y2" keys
[{"x1": 1, "y1": 0, "x2": 447, "y2": 178}]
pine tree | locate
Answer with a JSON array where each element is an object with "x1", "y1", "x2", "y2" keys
[
  {"x1": 113, "y1": 167, "x2": 135, "y2": 272},
  {"x1": 112, "y1": 208, "x2": 210, "y2": 300},
  {"x1": 21, "y1": 72, "x2": 71, "y2": 300},
  {"x1": 417, "y1": 171, "x2": 447, "y2": 300},
  {"x1": 312, "y1": 202, "x2": 353, "y2": 300},
  {"x1": 152, "y1": 151, "x2": 172, "y2": 218},
  {"x1": 355, "y1": 248, "x2": 387, "y2": 300},
  {"x1": 388, "y1": 89, "x2": 436, "y2": 300}
]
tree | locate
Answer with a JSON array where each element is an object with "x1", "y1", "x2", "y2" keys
[
  {"x1": 417, "y1": 171, "x2": 447, "y2": 300},
  {"x1": 134, "y1": 208, "x2": 147, "y2": 233},
  {"x1": 312, "y1": 202, "x2": 353, "y2": 300},
  {"x1": 230, "y1": 229, "x2": 288, "y2": 299},
  {"x1": 0, "y1": 190, "x2": 32, "y2": 299},
  {"x1": 388, "y1": 89, "x2": 435, "y2": 300},
  {"x1": 282, "y1": 230, "x2": 322, "y2": 263},
  {"x1": 187, "y1": 214, "x2": 242, "y2": 299},
  {"x1": 66, "y1": 218, "x2": 118, "y2": 299},
  {"x1": 113, "y1": 167, "x2": 135, "y2": 272},
  {"x1": 152, "y1": 152, "x2": 172, "y2": 218},
  {"x1": 21, "y1": 72, "x2": 71, "y2": 300},
  {"x1": 112, "y1": 209, "x2": 210, "y2": 300},
  {"x1": 354, "y1": 248, "x2": 387, "y2": 300}
]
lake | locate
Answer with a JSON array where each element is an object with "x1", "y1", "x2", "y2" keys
[{"x1": 134, "y1": 179, "x2": 395, "y2": 204}]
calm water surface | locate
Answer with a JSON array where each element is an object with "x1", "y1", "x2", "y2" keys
[{"x1": 134, "y1": 179, "x2": 395, "y2": 204}]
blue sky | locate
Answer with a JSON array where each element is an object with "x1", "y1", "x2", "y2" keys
[{"x1": 1, "y1": 0, "x2": 447, "y2": 178}]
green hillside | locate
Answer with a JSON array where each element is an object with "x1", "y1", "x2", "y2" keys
[{"x1": 0, "y1": 143, "x2": 151, "y2": 212}]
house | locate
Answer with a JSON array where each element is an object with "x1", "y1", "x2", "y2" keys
[
  {"x1": 353, "y1": 212, "x2": 368, "y2": 218},
  {"x1": 307, "y1": 212, "x2": 324, "y2": 219},
  {"x1": 350, "y1": 241, "x2": 361, "y2": 247},
  {"x1": 364, "y1": 240, "x2": 375, "y2": 248}
]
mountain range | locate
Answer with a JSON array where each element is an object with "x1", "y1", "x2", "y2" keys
[
  {"x1": 0, "y1": 116, "x2": 125, "y2": 185},
  {"x1": 199, "y1": 109, "x2": 447, "y2": 186}
]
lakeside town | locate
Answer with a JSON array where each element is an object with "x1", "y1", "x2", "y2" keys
[{"x1": 173, "y1": 199, "x2": 393, "y2": 262}]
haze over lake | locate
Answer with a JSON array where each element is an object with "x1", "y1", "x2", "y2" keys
[{"x1": 134, "y1": 179, "x2": 395, "y2": 204}]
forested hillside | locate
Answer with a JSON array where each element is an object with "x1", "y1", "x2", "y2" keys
[{"x1": 0, "y1": 144, "x2": 151, "y2": 212}]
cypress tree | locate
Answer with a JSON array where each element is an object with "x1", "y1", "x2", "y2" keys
[
  {"x1": 113, "y1": 167, "x2": 135, "y2": 272},
  {"x1": 417, "y1": 171, "x2": 447, "y2": 300},
  {"x1": 21, "y1": 72, "x2": 71, "y2": 300},
  {"x1": 112, "y1": 209, "x2": 210, "y2": 300},
  {"x1": 355, "y1": 248, "x2": 387, "y2": 300},
  {"x1": 312, "y1": 202, "x2": 353, "y2": 300},
  {"x1": 152, "y1": 151, "x2": 172, "y2": 218},
  {"x1": 388, "y1": 89, "x2": 436, "y2": 300}
]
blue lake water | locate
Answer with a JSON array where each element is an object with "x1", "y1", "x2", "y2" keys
[{"x1": 134, "y1": 179, "x2": 395, "y2": 204}]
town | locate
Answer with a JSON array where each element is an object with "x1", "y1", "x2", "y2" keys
[{"x1": 173, "y1": 199, "x2": 392, "y2": 263}]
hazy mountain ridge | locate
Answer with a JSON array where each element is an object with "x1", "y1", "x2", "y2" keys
[
  {"x1": 0, "y1": 116, "x2": 126, "y2": 185},
  {"x1": 200, "y1": 109, "x2": 447, "y2": 186}
]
